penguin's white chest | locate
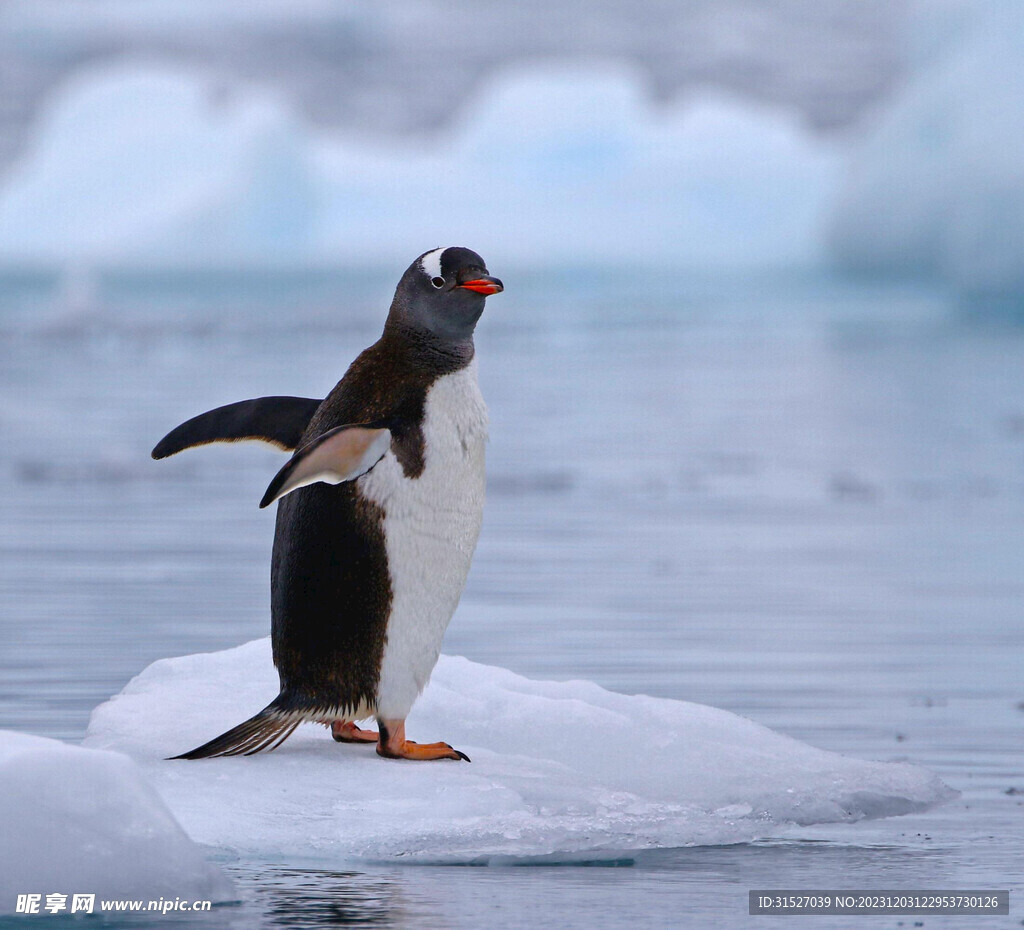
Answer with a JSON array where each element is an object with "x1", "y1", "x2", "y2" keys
[{"x1": 357, "y1": 362, "x2": 488, "y2": 718}]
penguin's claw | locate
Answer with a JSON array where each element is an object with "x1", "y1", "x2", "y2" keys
[
  {"x1": 411, "y1": 740, "x2": 471, "y2": 761},
  {"x1": 330, "y1": 721, "x2": 378, "y2": 743}
]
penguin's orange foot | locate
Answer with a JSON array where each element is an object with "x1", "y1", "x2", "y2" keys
[
  {"x1": 376, "y1": 740, "x2": 470, "y2": 762},
  {"x1": 330, "y1": 721, "x2": 378, "y2": 743},
  {"x1": 375, "y1": 718, "x2": 470, "y2": 762}
]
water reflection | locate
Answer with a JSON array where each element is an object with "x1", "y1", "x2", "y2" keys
[
  {"x1": 216, "y1": 840, "x2": 956, "y2": 930},
  {"x1": 633, "y1": 839, "x2": 950, "y2": 885},
  {"x1": 242, "y1": 868, "x2": 406, "y2": 928}
]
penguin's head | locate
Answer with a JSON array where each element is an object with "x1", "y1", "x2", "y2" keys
[{"x1": 389, "y1": 247, "x2": 503, "y2": 344}]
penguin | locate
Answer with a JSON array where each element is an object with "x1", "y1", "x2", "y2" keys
[{"x1": 153, "y1": 247, "x2": 502, "y2": 761}]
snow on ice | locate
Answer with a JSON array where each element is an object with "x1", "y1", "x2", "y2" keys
[
  {"x1": 0, "y1": 730, "x2": 233, "y2": 912},
  {"x1": 85, "y1": 639, "x2": 954, "y2": 864}
]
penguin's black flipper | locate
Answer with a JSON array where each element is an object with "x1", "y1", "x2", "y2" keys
[
  {"x1": 259, "y1": 424, "x2": 392, "y2": 508},
  {"x1": 152, "y1": 396, "x2": 323, "y2": 459},
  {"x1": 168, "y1": 704, "x2": 301, "y2": 760}
]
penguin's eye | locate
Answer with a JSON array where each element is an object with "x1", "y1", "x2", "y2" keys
[{"x1": 430, "y1": 276, "x2": 445, "y2": 289}]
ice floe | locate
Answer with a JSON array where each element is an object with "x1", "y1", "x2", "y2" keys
[
  {"x1": 85, "y1": 639, "x2": 954, "y2": 864},
  {"x1": 0, "y1": 730, "x2": 233, "y2": 911}
]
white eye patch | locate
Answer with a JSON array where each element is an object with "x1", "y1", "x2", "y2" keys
[{"x1": 419, "y1": 247, "x2": 447, "y2": 281}]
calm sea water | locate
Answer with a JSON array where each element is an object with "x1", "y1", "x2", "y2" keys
[{"x1": 1, "y1": 270, "x2": 1021, "y2": 928}]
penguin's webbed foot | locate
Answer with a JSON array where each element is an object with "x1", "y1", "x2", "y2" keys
[
  {"x1": 330, "y1": 720, "x2": 378, "y2": 743},
  {"x1": 375, "y1": 719, "x2": 470, "y2": 762},
  {"x1": 378, "y1": 741, "x2": 470, "y2": 762}
]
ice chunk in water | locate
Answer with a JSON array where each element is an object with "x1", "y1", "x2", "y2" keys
[
  {"x1": 0, "y1": 730, "x2": 233, "y2": 911},
  {"x1": 85, "y1": 638, "x2": 954, "y2": 863}
]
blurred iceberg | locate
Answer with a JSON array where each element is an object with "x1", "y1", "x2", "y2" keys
[
  {"x1": 85, "y1": 639, "x2": 953, "y2": 864},
  {"x1": 0, "y1": 65, "x2": 317, "y2": 265},
  {"x1": 829, "y1": 1, "x2": 1024, "y2": 304},
  {"x1": 315, "y1": 68, "x2": 840, "y2": 270},
  {"x1": 0, "y1": 62, "x2": 839, "y2": 271},
  {"x1": 0, "y1": 730, "x2": 233, "y2": 910}
]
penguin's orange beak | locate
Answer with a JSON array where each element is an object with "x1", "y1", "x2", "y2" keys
[{"x1": 458, "y1": 275, "x2": 503, "y2": 296}]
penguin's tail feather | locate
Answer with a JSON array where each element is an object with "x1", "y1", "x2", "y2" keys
[{"x1": 168, "y1": 703, "x2": 302, "y2": 760}]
